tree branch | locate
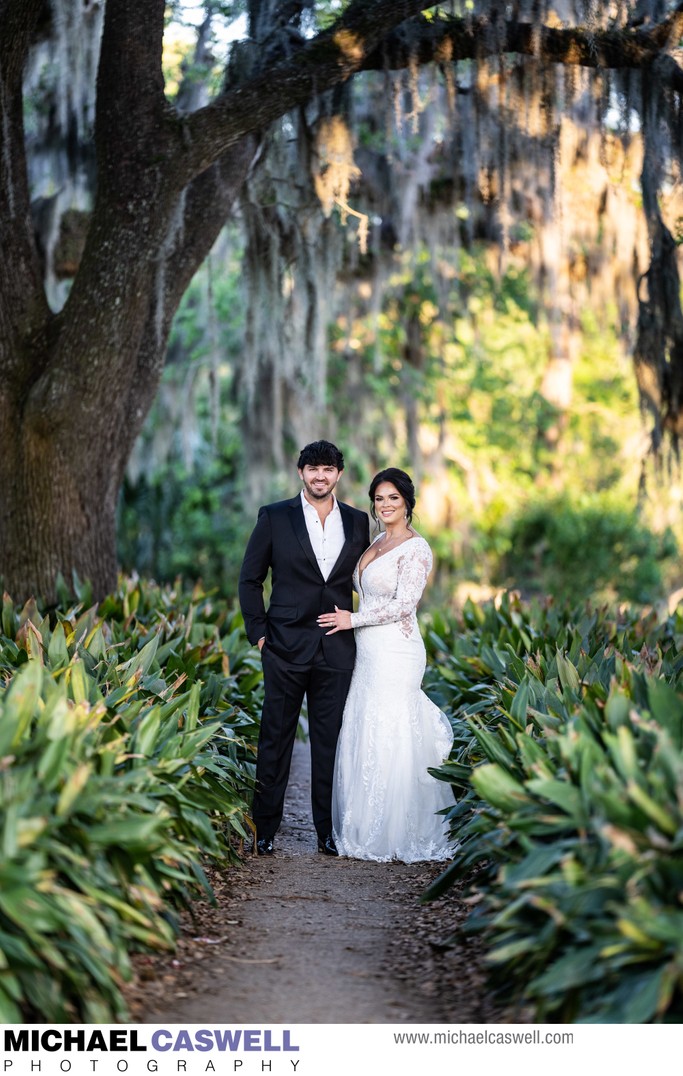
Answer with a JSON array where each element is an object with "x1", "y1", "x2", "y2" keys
[
  {"x1": 181, "y1": 2, "x2": 683, "y2": 184},
  {"x1": 359, "y1": 5, "x2": 683, "y2": 73},
  {"x1": 95, "y1": 0, "x2": 169, "y2": 185},
  {"x1": 183, "y1": 0, "x2": 429, "y2": 176},
  {"x1": 0, "y1": 0, "x2": 44, "y2": 82}
]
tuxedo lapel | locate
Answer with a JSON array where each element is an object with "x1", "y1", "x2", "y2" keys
[
  {"x1": 338, "y1": 502, "x2": 355, "y2": 544},
  {"x1": 289, "y1": 497, "x2": 323, "y2": 577},
  {"x1": 327, "y1": 502, "x2": 359, "y2": 581}
]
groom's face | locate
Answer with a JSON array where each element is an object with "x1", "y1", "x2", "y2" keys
[{"x1": 299, "y1": 463, "x2": 342, "y2": 502}]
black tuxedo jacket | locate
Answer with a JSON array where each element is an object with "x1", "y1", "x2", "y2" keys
[{"x1": 238, "y1": 495, "x2": 370, "y2": 670}]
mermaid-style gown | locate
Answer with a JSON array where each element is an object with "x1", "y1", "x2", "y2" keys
[{"x1": 332, "y1": 535, "x2": 455, "y2": 862}]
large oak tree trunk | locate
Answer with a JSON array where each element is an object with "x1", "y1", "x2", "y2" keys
[{"x1": 0, "y1": 415, "x2": 121, "y2": 601}]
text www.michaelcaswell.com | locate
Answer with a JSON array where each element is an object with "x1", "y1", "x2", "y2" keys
[{"x1": 393, "y1": 1029, "x2": 573, "y2": 1046}]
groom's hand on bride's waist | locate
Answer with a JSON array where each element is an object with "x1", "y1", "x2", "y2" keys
[{"x1": 317, "y1": 606, "x2": 352, "y2": 635}]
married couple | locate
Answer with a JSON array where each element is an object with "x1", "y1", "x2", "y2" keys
[{"x1": 238, "y1": 440, "x2": 454, "y2": 863}]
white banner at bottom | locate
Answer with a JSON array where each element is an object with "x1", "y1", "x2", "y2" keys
[{"x1": 0, "y1": 1023, "x2": 676, "y2": 1076}]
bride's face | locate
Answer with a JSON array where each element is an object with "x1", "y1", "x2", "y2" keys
[{"x1": 373, "y1": 482, "x2": 406, "y2": 526}]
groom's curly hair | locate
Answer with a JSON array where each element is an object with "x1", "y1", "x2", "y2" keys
[
  {"x1": 368, "y1": 468, "x2": 416, "y2": 524},
  {"x1": 297, "y1": 440, "x2": 345, "y2": 471}
]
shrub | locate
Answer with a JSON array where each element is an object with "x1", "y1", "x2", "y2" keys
[
  {"x1": 0, "y1": 579, "x2": 262, "y2": 1021},
  {"x1": 424, "y1": 595, "x2": 683, "y2": 1022},
  {"x1": 499, "y1": 494, "x2": 676, "y2": 603}
]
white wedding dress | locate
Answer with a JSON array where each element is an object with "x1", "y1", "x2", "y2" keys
[{"x1": 332, "y1": 534, "x2": 455, "y2": 862}]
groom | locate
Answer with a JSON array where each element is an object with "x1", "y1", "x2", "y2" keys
[{"x1": 238, "y1": 440, "x2": 370, "y2": 856}]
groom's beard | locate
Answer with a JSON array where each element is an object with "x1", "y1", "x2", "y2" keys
[{"x1": 302, "y1": 478, "x2": 339, "y2": 502}]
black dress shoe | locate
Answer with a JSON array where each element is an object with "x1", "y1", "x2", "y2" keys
[
  {"x1": 256, "y1": 836, "x2": 274, "y2": 856},
  {"x1": 317, "y1": 833, "x2": 339, "y2": 856}
]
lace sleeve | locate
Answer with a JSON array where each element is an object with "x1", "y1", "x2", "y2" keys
[{"x1": 350, "y1": 541, "x2": 433, "y2": 628}]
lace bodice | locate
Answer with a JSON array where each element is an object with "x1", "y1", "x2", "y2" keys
[{"x1": 350, "y1": 535, "x2": 432, "y2": 636}]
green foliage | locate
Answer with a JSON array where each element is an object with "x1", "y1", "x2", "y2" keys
[
  {"x1": 120, "y1": 220, "x2": 681, "y2": 606},
  {"x1": 117, "y1": 242, "x2": 251, "y2": 591},
  {"x1": 118, "y1": 448, "x2": 250, "y2": 592},
  {"x1": 0, "y1": 578, "x2": 262, "y2": 1022},
  {"x1": 423, "y1": 596, "x2": 683, "y2": 1023},
  {"x1": 163, "y1": 3, "x2": 248, "y2": 100},
  {"x1": 324, "y1": 240, "x2": 675, "y2": 603},
  {"x1": 112, "y1": 203, "x2": 680, "y2": 614},
  {"x1": 499, "y1": 493, "x2": 677, "y2": 603}
]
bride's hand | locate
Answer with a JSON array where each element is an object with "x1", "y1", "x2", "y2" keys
[{"x1": 317, "y1": 606, "x2": 352, "y2": 635}]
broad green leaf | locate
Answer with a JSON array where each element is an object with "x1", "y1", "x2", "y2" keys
[
  {"x1": 65, "y1": 659, "x2": 91, "y2": 704},
  {"x1": 556, "y1": 650, "x2": 580, "y2": 694},
  {"x1": 47, "y1": 622, "x2": 70, "y2": 669},
  {"x1": 605, "y1": 689, "x2": 631, "y2": 730},
  {"x1": 17, "y1": 817, "x2": 49, "y2": 848},
  {"x1": 0, "y1": 984, "x2": 23, "y2": 1023},
  {"x1": 469, "y1": 722, "x2": 516, "y2": 769},
  {"x1": 1, "y1": 593, "x2": 17, "y2": 639},
  {"x1": 132, "y1": 707, "x2": 161, "y2": 759},
  {"x1": 530, "y1": 946, "x2": 606, "y2": 996},
  {"x1": 525, "y1": 777, "x2": 584, "y2": 821},
  {"x1": 87, "y1": 816, "x2": 166, "y2": 849},
  {"x1": 647, "y1": 677, "x2": 683, "y2": 750},
  {"x1": 85, "y1": 624, "x2": 107, "y2": 661},
  {"x1": 56, "y1": 762, "x2": 93, "y2": 817},
  {"x1": 120, "y1": 633, "x2": 160, "y2": 682},
  {"x1": 37, "y1": 733, "x2": 71, "y2": 789},
  {"x1": 471, "y1": 763, "x2": 530, "y2": 812},
  {"x1": 620, "y1": 968, "x2": 669, "y2": 1023},
  {"x1": 503, "y1": 842, "x2": 569, "y2": 886},
  {"x1": 604, "y1": 726, "x2": 639, "y2": 781},
  {"x1": 509, "y1": 679, "x2": 531, "y2": 723},
  {"x1": 185, "y1": 681, "x2": 200, "y2": 731},
  {"x1": 0, "y1": 660, "x2": 42, "y2": 753},
  {"x1": 517, "y1": 732, "x2": 554, "y2": 777},
  {"x1": 626, "y1": 780, "x2": 677, "y2": 836}
]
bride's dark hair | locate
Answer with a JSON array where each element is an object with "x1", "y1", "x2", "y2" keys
[{"x1": 369, "y1": 468, "x2": 416, "y2": 524}]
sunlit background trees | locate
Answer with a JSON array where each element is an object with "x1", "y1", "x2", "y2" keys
[{"x1": 109, "y1": 2, "x2": 681, "y2": 606}]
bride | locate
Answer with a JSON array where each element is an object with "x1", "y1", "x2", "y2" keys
[{"x1": 317, "y1": 468, "x2": 455, "y2": 862}]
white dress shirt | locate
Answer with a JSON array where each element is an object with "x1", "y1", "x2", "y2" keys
[{"x1": 300, "y1": 490, "x2": 345, "y2": 581}]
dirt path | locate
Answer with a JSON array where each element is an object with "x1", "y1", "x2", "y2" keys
[{"x1": 127, "y1": 741, "x2": 510, "y2": 1024}]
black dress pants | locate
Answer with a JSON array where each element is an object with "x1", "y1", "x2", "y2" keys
[{"x1": 252, "y1": 643, "x2": 353, "y2": 840}]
